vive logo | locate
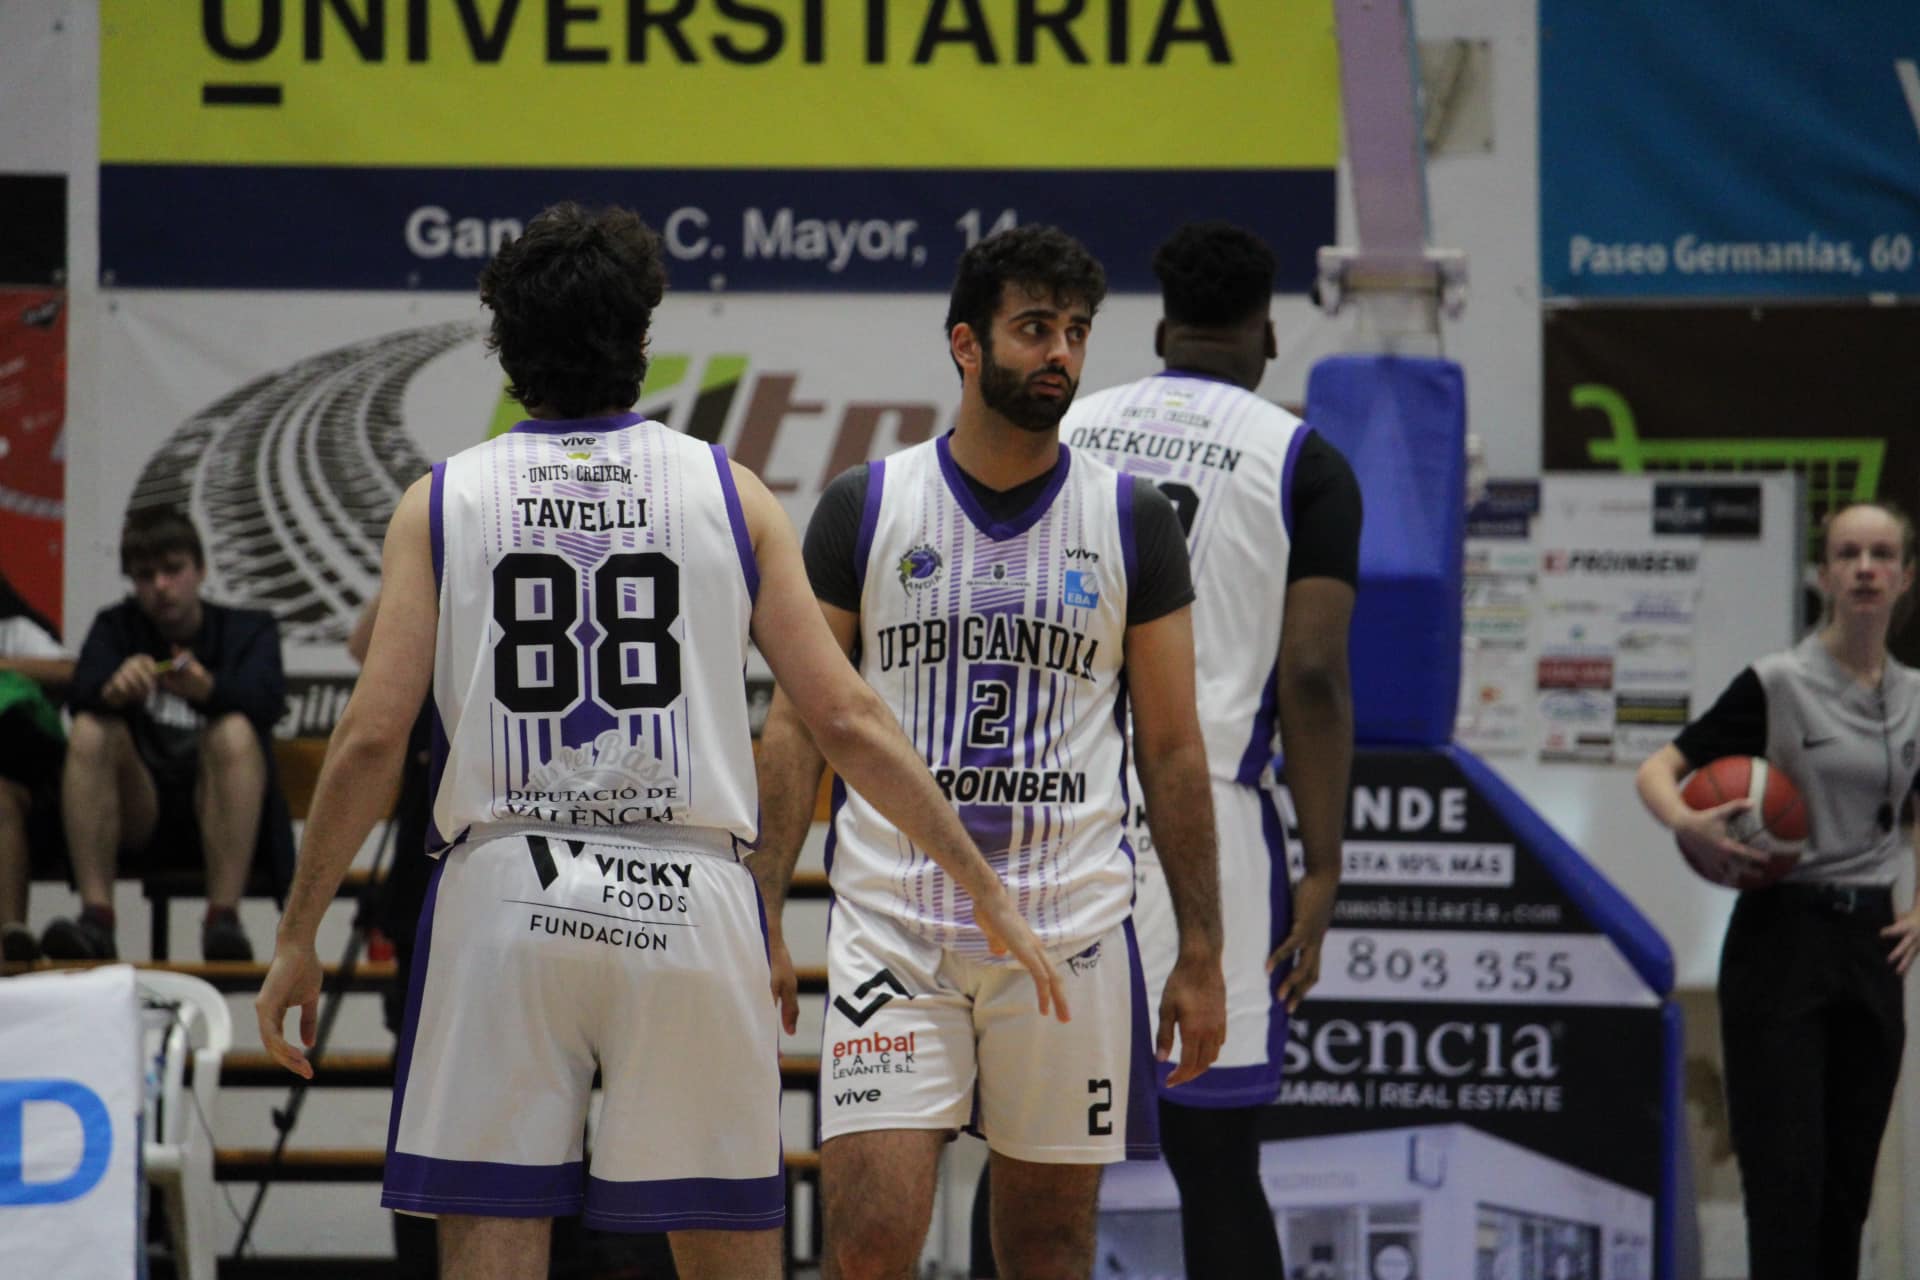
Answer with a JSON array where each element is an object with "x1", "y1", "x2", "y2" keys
[{"x1": 0, "y1": 1079, "x2": 113, "y2": 1206}]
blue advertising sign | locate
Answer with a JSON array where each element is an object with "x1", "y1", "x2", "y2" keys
[
  {"x1": 0, "y1": 1079, "x2": 112, "y2": 1206},
  {"x1": 1540, "y1": 2, "x2": 1920, "y2": 299}
]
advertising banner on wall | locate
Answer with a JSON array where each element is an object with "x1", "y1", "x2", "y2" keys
[
  {"x1": 1101, "y1": 747, "x2": 1674, "y2": 1278},
  {"x1": 1539, "y1": 0, "x2": 1920, "y2": 299},
  {"x1": 0, "y1": 173, "x2": 66, "y2": 629},
  {"x1": 74, "y1": 288, "x2": 1343, "y2": 740},
  {"x1": 1541, "y1": 302, "x2": 1920, "y2": 659},
  {"x1": 99, "y1": 1, "x2": 1338, "y2": 293}
]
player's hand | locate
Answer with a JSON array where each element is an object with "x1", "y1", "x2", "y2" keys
[
  {"x1": 767, "y1": 929, "x2": 800, "y2": 1035},
  {"x1": 160, "y1": 647, "x2": 214, "y2": 703},
  {"x1": 1882, "y1": 905, "x2": 1920, "y2": 975},
  {"x1": 1157, "y1": 948, "x2": 1226, "y2": 1087},
  {"x1": 1674, "y1": 799, "x2": 1773, "y2": 872},
  {"x1": 103, "y1": 654, "x2": 160, "y2": 708},
  {"x1": 1269, "y1": 869, "x2": 1338, "y2": 1013},
  {"x1": 1674, "y1": 797, "x2": 1766, "y2": 859},
  {"x1": 255, "y1": 938, "x2": 325, "y2": 1079},
  {"x1": 975, "y1": 888, "x2": 1070, "y2": 1024}
]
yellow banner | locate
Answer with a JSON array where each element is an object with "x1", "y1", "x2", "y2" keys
[{"x1": 102, "y1": 0, "x2": 1337, "y2": 168}]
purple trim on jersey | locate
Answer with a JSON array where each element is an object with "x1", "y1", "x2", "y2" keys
[
  {"x1": 425, "y1": 702, "x2": 453, "y2": 851},
  {"x1": 1122, "y1": 917, "x2": 1162, "y2": 1160},
  {"x1": 1233, "y1": 659, "x2": 1282, "y2": 786},
  {"x1": 1115, "y1": 472, "x2": 1139, "y2": 600},
  {"x1": 1156, "y1": 790, "x2": 1290, "y2": 1109},
  {"x1": 936, "y1": 432, "x2": 1071, "y2": 541},
  {"x1": 852, "y1": 458, "x2": 886, "y2": 594},
  {"x1": 582, "y1": 1171, "x2": 785, "y2": 1233},
  {"x1": 1279, "y1": 427, "x2": 1310, "y2": 539},
  {"x1": 383, "y1": 1152, "x2": 585, "y2": 1218},
  {"x1": 508, "y1": 411, "x2": 645, "y2": 436},
  {"x1": 428, "y1": 460, "x2": 447, "y2": 590},
  {"x1": 710, "y1": 444, "x2": 760, "y2": 602},
  {"x1": 384, "y1": 855, "x2": 448, "y2": 1159}
]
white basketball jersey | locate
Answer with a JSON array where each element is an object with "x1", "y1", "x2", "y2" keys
[
  {"x1": 426, "y1": 414, "x2": 759, "y2": 854},
  {"x1": 830, "y1": 436, "x2": 1136, "y2": 954},
  {"x1": 1065, "y1": 373, "x2": 1306, "y2": 785}
]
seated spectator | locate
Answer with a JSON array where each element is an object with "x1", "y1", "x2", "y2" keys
[
  {"x1": 45, "y1": 507, "x2": 292, "y2": 961},
  {"x1": 0, "y1": 571, "x2": 72, "y2": 961}
]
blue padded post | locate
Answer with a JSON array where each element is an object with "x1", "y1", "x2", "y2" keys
[{"x1": 1306, "y1": 354, "x2": 1467, "y2": 745}]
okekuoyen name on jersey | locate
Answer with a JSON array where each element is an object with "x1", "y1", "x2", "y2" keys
[
  {"x1": 874, "y1": 616, "x2": 1099, "y2": 680},
  {"x1": 514, "y1": 496, "x2": 648, "y2": 531},
  {"x1": 932, "y1": 767, "x2": 1086, "y2": 805},
  {"x1": 1066, "y1": 426, "x2": 1242, "y2": 471}
]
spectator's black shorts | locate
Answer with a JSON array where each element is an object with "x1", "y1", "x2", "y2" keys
[{"x1": 0, "y1": 705, "x2": 67, "y2": 877}]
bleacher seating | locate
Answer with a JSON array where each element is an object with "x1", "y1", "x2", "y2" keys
[{"x1": 6, "y1": 737, "x2": 844, "y2": 1276}]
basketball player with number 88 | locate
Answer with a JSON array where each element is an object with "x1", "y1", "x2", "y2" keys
[{"x1": 1635, "y1": 501, "x2": 1920, "y2": 1280}]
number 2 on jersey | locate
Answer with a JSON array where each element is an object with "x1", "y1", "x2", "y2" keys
[
  {"x1": 493, "y1": 551, "x2": 683, "y2": 715},
  {"x1": 964, "y1": 678, "x2": 1012, "y2": 750}
]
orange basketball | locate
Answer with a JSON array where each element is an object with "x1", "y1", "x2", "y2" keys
[{"x1": 1676, "y1": 756, "x2": 1806, "y2": 889}]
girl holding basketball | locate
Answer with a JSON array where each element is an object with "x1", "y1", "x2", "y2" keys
[{"x1": 1636, "y1": 500, "x2": 1920, "y2": 1280}]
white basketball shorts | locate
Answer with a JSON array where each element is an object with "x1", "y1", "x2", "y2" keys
[
  {"x1": 382, "y1": 830, "x2": 784, "y2": 1231},
  {"x1": 1130, "y1": 776, "x2": 1293, "y2": 1107},
  {"x1": 818, "y1": 896, "x2": 1158, "y2": 1163}
]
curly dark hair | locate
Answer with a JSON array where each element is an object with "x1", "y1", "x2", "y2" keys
[
  {"x1": 1152, "y1": 221, "x2": 1275, "y2": 327},
  {"x1": 943, "y1": 224, "x2": 1106, "y2": 372},
  {"x1": 479, "y1": 203, "x2": 668, "y2": 418}
]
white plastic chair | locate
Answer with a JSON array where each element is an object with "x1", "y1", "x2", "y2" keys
[{"x1": 138, "y1": 971, "x2": 231, "y2": 1280}]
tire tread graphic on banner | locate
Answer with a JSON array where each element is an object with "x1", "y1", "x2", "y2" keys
[{"x1": 128, "y1": 323, "x2": 472, "y2": 643}]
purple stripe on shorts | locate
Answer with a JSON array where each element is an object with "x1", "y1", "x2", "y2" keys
[
  {"x1": 1160, "y1": 1062, "x2": 1284, "y2": 1108},
  {"x1": 710, "y1": 443, "x2": 760, "y2": 602},
  {"x1": 1116, "y1": 472, "x2": 1138, "y2": 600},
  {"x1": 583, "y1": 1171, "x2": 785, "y2": 1233},
  {"x1": 1260, "y1": 785, "x2": 1295, "y2": 1075},
  {"x1": 385, "y1": 853, "x2": 447, "y2": 1160},
  {"x1": 1279, "y1": 428, "x2": 1310, "y2": 539},
  {"x1": 853, "y1": 458, "x2": 886, "y2": 594},
  {"x1": 821, "y1": 776, "x2": 848, "y2": 877},
  {"x1": 1121, "y1": 917, "x2": 1162, "y2": 1160},
  {"x1": 428, "y1": 460, "x2": 447, "y2": 590},
  {"x1": 508, "y1": 411, "x2": 646, "y2": 437},
  {"x1": 382, "y1": 1152, "x2": 584, "y2": 1218}
]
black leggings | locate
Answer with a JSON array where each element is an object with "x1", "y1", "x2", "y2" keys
[
  {"x1": 1719, "y1": 886, "x2": 1905, "y2": 1280},
  {"x1": 968, "y1": 1101, "x2": 1282, "y2": 1279}
]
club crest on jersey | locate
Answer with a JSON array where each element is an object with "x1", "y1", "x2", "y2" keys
[
  {"x1": 1063, "y1": 569, "x2": 1100, "y2": 609},
  {"x1": 897, "y1": 544, "x2": 944, "y2": 591}
]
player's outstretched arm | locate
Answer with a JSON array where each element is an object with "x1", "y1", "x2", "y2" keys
[
  {"x1": 257, "y1": 477, "x2": 438, "y2": 1078},
  {"x1": 1126, "y1": 604, "x2": 1227, "y2": 1085},
  {"x1": 1268, "y1": 578, "x2": 1354, "y2": 1013},
  {"x1": 734, "y1": 461, "x2": 1068, "y2": 1023}
]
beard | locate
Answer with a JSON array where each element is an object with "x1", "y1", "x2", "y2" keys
[{"x1": 979, "y1": 346, "x2": 1077, "y2": 433}]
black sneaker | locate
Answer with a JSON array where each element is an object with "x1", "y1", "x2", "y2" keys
[
  {"x1": 201, "y1": 913, "x2": 255, "y2": 962},
  {"x1": 41, "y1": 914, "x2": 118, "y2": 960},
  {"x1": 1, "y1": 923, "x2": 40, "y2": 963}
]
